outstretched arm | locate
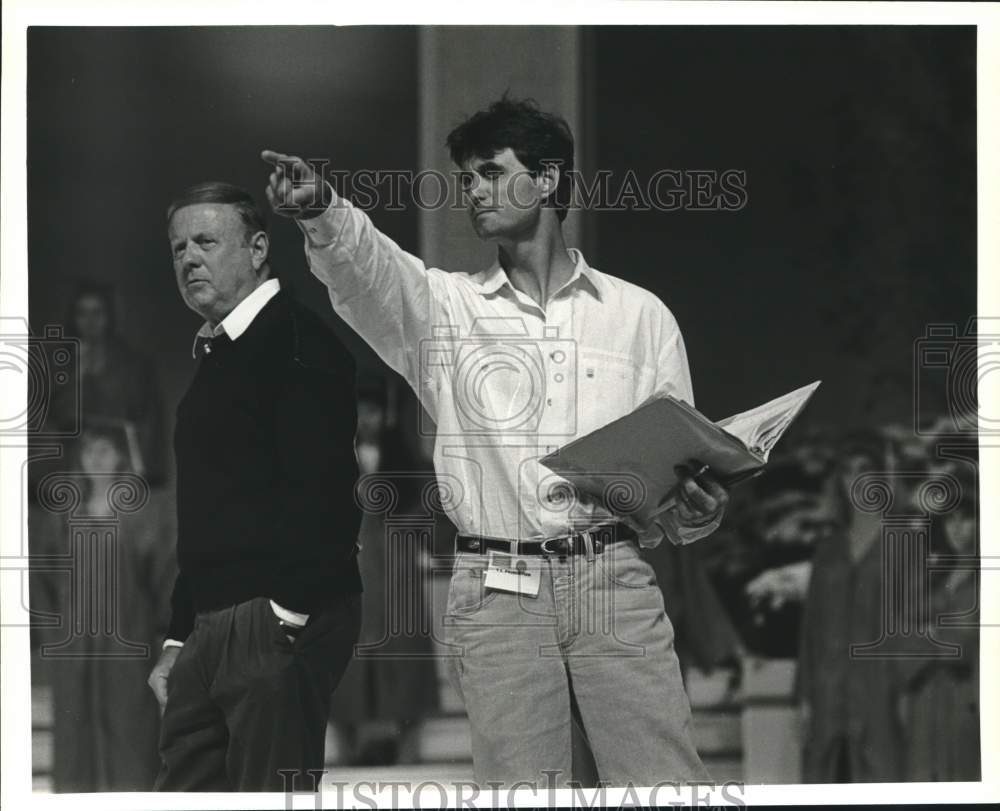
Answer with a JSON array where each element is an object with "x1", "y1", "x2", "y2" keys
[{"x1": 262, "y1": 150, "x2": 448, "y2": 402}]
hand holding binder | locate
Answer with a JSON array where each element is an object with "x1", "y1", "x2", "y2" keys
[{"x1": 539, "y1": 381, "x2": 821, "y2": 528}]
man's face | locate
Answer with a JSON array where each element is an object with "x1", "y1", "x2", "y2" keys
[
  {"x1": 168, "y1": 203, "x2": 266, "y2": 325},
  {"x1": 460, "y1": 148, "x2": 547, "y2": 240}
]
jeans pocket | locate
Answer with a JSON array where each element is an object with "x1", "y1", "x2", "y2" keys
[
  {"x1": 598, "y1": 543, "x2": 657, "y2": 590},
  {"x1": 446, "y1": 556, "x2": 500, "y2": 615}
]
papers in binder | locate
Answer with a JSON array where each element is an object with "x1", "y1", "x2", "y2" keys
[
  {"x1": 539, "y1": 381, "x2": 821, "y2": 526},
  {"x1": 715, "y1": 380, "x2": 822, "y2": 461}
]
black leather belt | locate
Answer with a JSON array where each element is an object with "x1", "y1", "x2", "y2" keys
[{"x1": 456, "y1": 523, "x2": 637, "y2": 557}]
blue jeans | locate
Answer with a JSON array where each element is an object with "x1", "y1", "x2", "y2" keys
[{"x1": 443, "y1": 541, "x2": 708, "y2": 787}]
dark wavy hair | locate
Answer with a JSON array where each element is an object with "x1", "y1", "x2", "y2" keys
[{"x1": 446, "y1": 94, "x2": 575, "y2": 222}]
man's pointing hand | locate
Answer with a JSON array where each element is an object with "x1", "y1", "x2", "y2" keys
[{"x1": 261, "y1": 150, "x2": 330, "y2": 219}]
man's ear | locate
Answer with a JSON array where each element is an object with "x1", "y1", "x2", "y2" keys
[{"x1": 249, "y1": 230, "x2": 270, "y2": 272}]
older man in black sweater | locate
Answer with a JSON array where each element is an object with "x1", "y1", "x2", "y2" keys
[{"x1": 147, "y1": 182, "x2": 362, "y2": 792}]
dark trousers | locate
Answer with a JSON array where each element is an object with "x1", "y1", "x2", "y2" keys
[{"x1": 155, "y1": 593, "x2": 361, "y2": 792}]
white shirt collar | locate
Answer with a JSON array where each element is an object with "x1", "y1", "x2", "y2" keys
[
  {"x1": 192, "y1": 278, "x2": 280, "y2": 357},
  {"x1": 474, "y1": 249, "x2": 603, "y2": 302}
]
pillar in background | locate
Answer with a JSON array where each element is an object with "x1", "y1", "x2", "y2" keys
[{"x1": 417, "y1": 26, "x2": 586, "y2": 272}]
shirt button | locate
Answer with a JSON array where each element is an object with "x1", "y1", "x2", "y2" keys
[
  {"x1": 554, "y1": 373, "x2": 564, "y2": 383},
  {"x1": 550, "y1": 350, "x2": 566, "y2": 363},
  {"x1": 546, "y1": 398, "x2": 553, "y2": 406}
]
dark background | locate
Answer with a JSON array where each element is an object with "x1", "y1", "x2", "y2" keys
[
  {"x1": 27, "y1": 26, "x2": 419, "y2": 420},
  {"x1": 590, "y1": 26, "x2": 976, "y2": 426},
  {"x1": 28, "y1": 26, "x2": 977, "y2": 467}
]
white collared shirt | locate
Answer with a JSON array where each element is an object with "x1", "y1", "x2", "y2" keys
[
  {"x1": 297, "y1": 196, "x2": 719, "y2": 547},
  {"x1": 190, "y1": 277, "x2": 282, "y2": 358}
]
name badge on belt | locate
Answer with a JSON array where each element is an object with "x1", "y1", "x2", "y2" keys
[{"x1": 483, "y1": 551, "x2": 541, "y2": 597}]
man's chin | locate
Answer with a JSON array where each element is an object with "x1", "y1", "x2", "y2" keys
[
  {"x1": 182, "y1": 291, "x2": 216, "y2": 319},
  {"x1": 471, "y1": 220, "x2": 502, "y2": 240}
]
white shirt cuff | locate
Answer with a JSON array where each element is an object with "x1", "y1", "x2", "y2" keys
[
  {"x1": 162, "y1": 639, "x2": 184, "y2": 650},
  {"x1": 656, "y1": 507, "x2": 723, "y2": 546},
  {"x1": 270, "y1": 600, "x2": 309, "y2": 627},
  {"x1": 296, "y1": 183, "x2": 347, "y2": 246}
]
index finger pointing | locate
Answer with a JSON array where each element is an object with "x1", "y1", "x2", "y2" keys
[{"x1": 261, "y1": 149, "x2": 295, "y2": 167}]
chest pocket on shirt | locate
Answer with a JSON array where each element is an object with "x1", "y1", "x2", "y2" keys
[{"x1": 576, "y1": 349, "x2": 646, "y2": 436}]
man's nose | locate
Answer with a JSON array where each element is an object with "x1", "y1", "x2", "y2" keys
[
  {"x1": 465, "y1": 174, "x2": 488, "y2": 201},
  {"x1": 181, "y1": 244, "x2": 202, "y2": 271},
  {"x1": 470, "y1": 183, "x2": 492, "y2": 207}
]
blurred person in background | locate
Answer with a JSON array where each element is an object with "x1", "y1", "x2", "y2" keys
[
  {"x1": 797, "y1": 428, "x2": 905, "y2": 782},
  {"x1": 30, "y1": 425, "x2": 175, "y2": 791},
  {"x1": 895, "y1": 454, "x2": 980, "y2": 781},
  {"x1": 329, "y1": 378, "x2": 441, "y2": 765},
  {"x1": 48, "y1": 281, "x2": 167, "y2": 485},
  {"x1": 744, "y1": 460, "x2": 832, "y2": 654},
  {"x1": 702, "y1": 459, "x2": 830, "y2": 660}
]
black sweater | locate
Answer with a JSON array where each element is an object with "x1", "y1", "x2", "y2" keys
[{"x1": 166, "y1": 291, "x2": 361, "y2": 641}]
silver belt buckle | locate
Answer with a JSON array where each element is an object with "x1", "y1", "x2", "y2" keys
[{"x1": 539, "y1": 537, "x2": 562, "y2": 555}]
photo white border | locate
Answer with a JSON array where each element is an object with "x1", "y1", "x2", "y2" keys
[{"x1": 2, "y1": 1, "x2": 998, "y2": 808}]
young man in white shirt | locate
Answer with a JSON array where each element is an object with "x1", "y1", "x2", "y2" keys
[{"x1": 262, "y1": 96, "x2": 729, "y2": 787}]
